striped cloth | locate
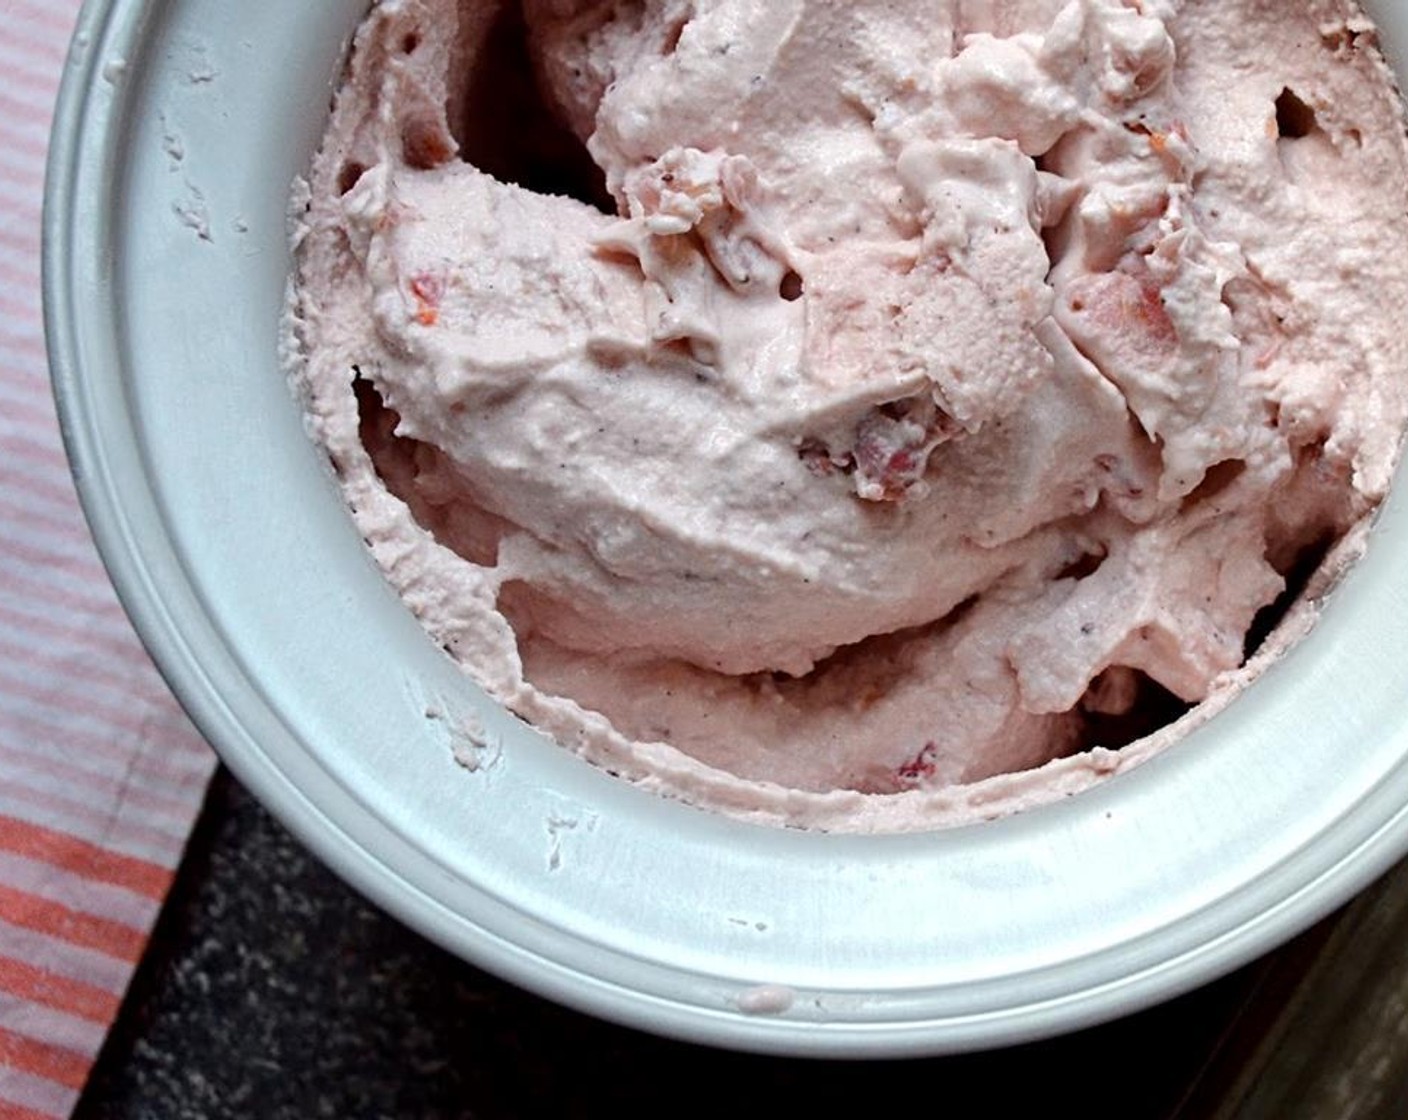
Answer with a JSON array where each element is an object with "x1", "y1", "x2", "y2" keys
[{"x1": 0, "y1": 0, "x2": 218, "y2": 1116}]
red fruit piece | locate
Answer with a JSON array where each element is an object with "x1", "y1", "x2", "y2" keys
[
  {"x1": 896, "y1": 742, "x2": 939, "y2": 784},
  {"x1": 409, "y1": 271, "x2": 444, "y2": 327},
  {"x1": 1069, "y1": 271, "x2": 1176, "y2": 345},
  {"x1": 851, "y1": 399, "x2": 958, "y2": 502}
]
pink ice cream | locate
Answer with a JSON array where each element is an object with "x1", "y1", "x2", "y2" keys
[{"x1": 289, "y1": 0, "x2": 1408, "y2": 831}]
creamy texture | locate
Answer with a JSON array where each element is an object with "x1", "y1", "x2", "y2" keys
[{"x1": 290, "y1": 0, "x2": 1408, "y2": 830}]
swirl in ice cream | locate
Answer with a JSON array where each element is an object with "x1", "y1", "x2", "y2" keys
[{"x1": 290, "y1": 0, "x2": 1408, "y2": 830}]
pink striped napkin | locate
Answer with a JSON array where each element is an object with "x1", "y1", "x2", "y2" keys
[{"x1": 0, "y1": 1, "x2": 218, "y2": 1116}]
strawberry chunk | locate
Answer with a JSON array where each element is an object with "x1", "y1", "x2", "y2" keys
[
  {"x1": 896, "y1": 742, "x2": 939, "y2": 784},
  {"x1": 408, "y1": 271, "x2": 444, "y2": 327}
]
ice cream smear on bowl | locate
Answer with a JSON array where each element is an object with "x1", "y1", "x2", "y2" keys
[{"x1": 289, "y1": 0, "x2": 1408, "y2": 831}]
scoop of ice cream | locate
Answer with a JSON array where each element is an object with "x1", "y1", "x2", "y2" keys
[{"x1": 291, "y1": 0, "x2": 1408, "y2": 827}]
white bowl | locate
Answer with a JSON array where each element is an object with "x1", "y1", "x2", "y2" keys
[{"x1": 44, "y1": 0, "x2": 1408, "y2": 1056}]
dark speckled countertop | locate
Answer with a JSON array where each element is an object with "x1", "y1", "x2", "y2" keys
[{"x1": 69, "y1": 769, "x2": 1408, "y2": 1120}]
